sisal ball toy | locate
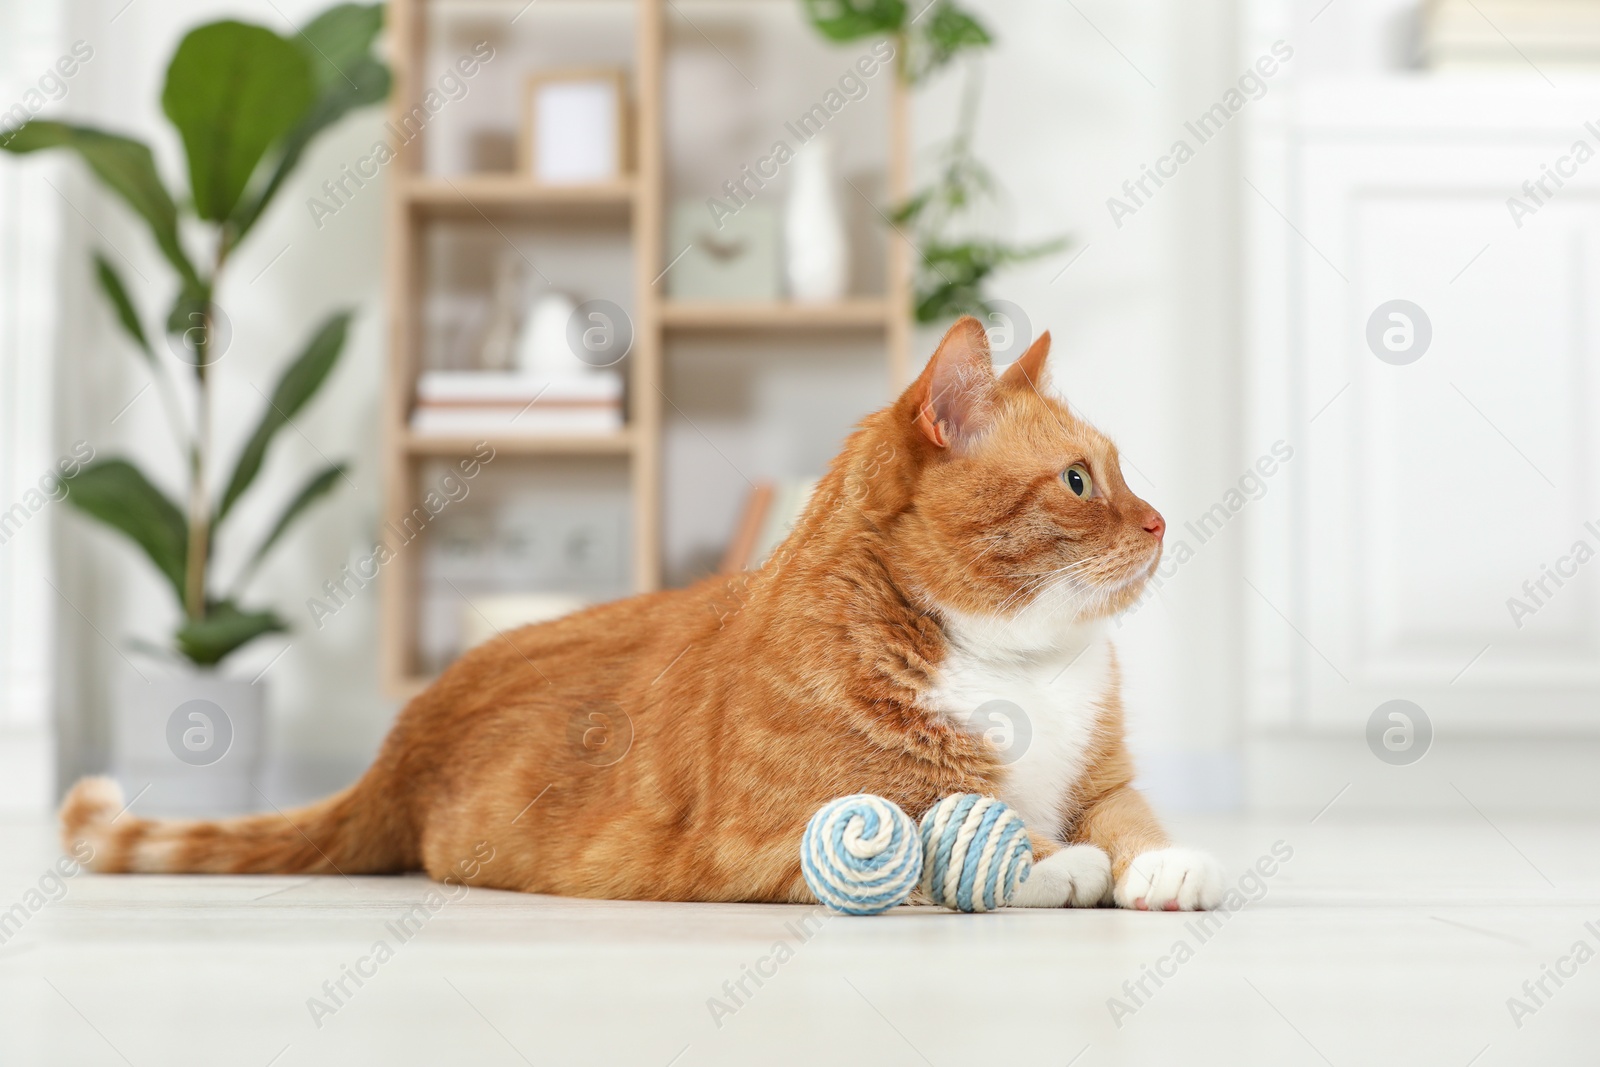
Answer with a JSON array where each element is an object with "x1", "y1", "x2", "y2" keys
[
  {"x1": 919, "y1": 794, "x2": 1033, "y2": 912},
  {"x1": 801, "y1": 794, "x2": 924, "y2": 915}
]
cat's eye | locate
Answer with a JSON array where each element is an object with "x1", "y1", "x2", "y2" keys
[{"x1": 1062, "y1": 464, "x2": 1094, "y2": 499}]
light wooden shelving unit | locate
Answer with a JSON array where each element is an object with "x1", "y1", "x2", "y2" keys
[
  {"x1": 381, "y1": 0, "x2": 911, "y2": 697},
  {"x1": 660, "y1": 298, "x2": 893, "y2": 331},
  {"x1": 406, "y1": 174, "x2": 638, "y2": 221}
]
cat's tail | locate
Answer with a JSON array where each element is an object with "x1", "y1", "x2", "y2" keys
[{"x1": 59, "y1": 772, "x2": 416, "y2": 875}]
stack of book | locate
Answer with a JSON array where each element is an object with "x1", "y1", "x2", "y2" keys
[
  {"x1": 410, "y1": 371, "x2": 624, "y2": 437},
  {"x1": 1422, "y1": 0, "x2": 1600, "y2": 68}
]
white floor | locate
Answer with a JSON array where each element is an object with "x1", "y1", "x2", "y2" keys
[{"x1": 1, "y1": 812, "x2": 1597, "y2": 1067}]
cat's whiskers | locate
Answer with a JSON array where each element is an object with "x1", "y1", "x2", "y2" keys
[
  {"x1": 993, "y1": 556, "x2": 1110, "y2": 617},
  {"x1": 1061, "y1": 555, "x2": 1140, "y2": 619},
  {"x1": 996, "y1": 567, "x2": 1063, "y2": 615},
  {"x1": 994, "y1": 575, "x2": 1048, "y2": 616}
]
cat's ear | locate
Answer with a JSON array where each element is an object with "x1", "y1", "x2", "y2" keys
[
  {"x1": 913, "y1": 316, "x2": 996, "y2": 449},
  {"x1": 1000, "y1": 330, "x2": 1051, "y2": 390}
]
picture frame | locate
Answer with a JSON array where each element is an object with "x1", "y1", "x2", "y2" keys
[{"x1": 518, "y1": 67, "x2": 630, "y2": 184}]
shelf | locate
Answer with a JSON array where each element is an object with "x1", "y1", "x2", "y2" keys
[
  {"x1": 381, "y1": 0, "x2": 911, "y2": 699},
  {"x1": 660, "y1": 299, "x2": 891, "y2": 331},
  {"x1": 403, "y1": 429, "x2": 635, "y2": 456},
  {"x1": 404, "y1": 174, "x2": 635, "y2": 223}
]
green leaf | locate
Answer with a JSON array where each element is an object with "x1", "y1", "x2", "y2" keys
[
  {"x1": 0, "y1": 122, "x2": 201, "y2": 289},
  {"x1": 63, "y1": 459, "x2": 189, "y2": 606},
  {"x1": 162, "y1": 20, "x2": 315, "y2": 222},
  {"x1": 175, "y1": 601, "x2": 287, "y2": 666},
  {"x1": 911, "y1": 3, "x2": 991, "y2": 80},
  {"x1": 896, "y1": 140, "x2": 997, "y2": 231},
  {"x1": 911, "y1": 237, "x2": 1068, "y2": 323},
  {"x1": 163, "y1": 281, "x2": 221, "y2": 369},
  {"x1": 231, "y1": 6, "x2": 390, "y2": 240},
  {"x1": 217, "y1": 311, "x2": 351, "y2": 521},
  {"x1": 298, "y1": 3, "x2": 386, "y2": 92},
  {"x1": 94, "y1": 253, "x2": 153, "y2": 360},
  {"x1": 924, "y1": 4, "x2": 990, "y2": 51},
  {"x1": 889, "y1": 190, "x2": 931, "y2": 227},
  {"x1": 241, "y1": 462, "x2": 347, "y2": 580},
  {"x1": 802, "y1": 0, "x2": 906, "y2": 40},
  {"x1": 165, "y1": 280, "x2": 211, "y2": 337},
  {"x1": 231, "y1": 5, "x2": 390, "y2": 238}
]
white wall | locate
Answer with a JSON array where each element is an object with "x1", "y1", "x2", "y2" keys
[
  {"x1": 31, "y1": 0, "x2": 1248, "y2": 811},
  {"x1": 0, "y1": 0, "x2": 67, "y2": 809},
  {"x1": 928, "y1": 0, "x2": 1247, "y2": 810}
]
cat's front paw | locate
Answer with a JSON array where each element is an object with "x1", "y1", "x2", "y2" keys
[
  {"x1": 1009, "y1": 845, "x2": 1112, "y2": 908},
  {"x1": 1114, "y1": 847, "x2": 1223, "y2": 911}
]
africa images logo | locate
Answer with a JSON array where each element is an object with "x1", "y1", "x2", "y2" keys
[{"x1": 166, "y1": 700, "x2": 233, "y2": 766}]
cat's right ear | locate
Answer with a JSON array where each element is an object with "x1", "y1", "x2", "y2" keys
[{"x1": 913, "y1": 316, "x2": 995, "y2": 449}]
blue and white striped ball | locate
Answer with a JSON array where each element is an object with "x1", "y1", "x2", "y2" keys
[
  {"x1": 800, "y1": 794, "x2": 923, "y2": 915},
  {"x1": 919, "y1": 794, "x2": 1033, "y2": 912}
]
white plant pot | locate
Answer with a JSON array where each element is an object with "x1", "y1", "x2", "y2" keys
[{"x1": 114, "y1": 672, "x2": 265, "y2": 816}]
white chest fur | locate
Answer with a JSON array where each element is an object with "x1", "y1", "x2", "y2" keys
[{"x1": 923, "y1": 604, "x2": 1115, "y2": 842}]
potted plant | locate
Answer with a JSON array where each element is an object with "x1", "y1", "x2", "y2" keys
[
  {"x1": 2, "y1": 5, "x2": 390, "y2": 812},
  {"x1": 800, "y1": 0, "x2": 1067, "y2": 323}
]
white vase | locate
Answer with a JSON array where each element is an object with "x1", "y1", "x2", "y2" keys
[
  {"x1": 784, "y1": 137, "x2": 849, "y2": 303},
  {"x1": 514, "y1": 292, "x2": 580, "y2": 377},
  {"x1": 114, "y1": 671, "x2": 265, "y2": 816}
]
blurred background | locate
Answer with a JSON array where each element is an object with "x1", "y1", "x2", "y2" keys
[{"x1": 2, "y1": 0, "x2": 1592, "y2": 820}]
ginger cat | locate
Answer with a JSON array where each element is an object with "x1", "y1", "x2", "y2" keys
[{"x1": 61, "y1": 317, "x2": 1223, "y2": 911}]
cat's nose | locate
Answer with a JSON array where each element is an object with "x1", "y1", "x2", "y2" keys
[{"x1": 1142, "y1": 511, "x2": 1165, "y2": 541}]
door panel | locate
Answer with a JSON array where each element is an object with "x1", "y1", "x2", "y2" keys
[{"x1": 1294, "y1": 139, "x2": 1600, "y2": 732}]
